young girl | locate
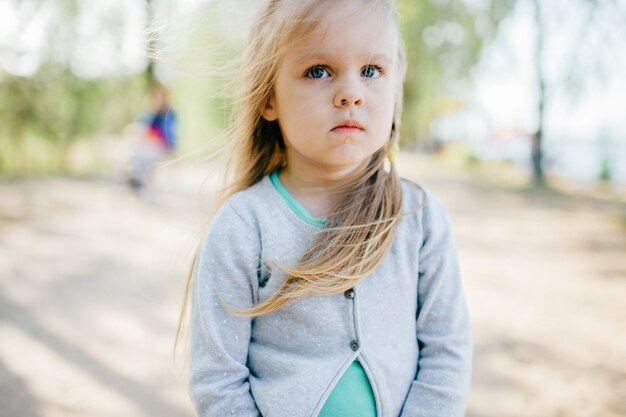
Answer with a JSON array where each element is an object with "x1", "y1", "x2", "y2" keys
[{"x1": 180, "y1": 1, "x2": 472, "y2": 416}]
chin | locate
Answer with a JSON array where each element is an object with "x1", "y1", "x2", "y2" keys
[{"x1": 325, "y1": 155, "x2": 371, "y2": 171}]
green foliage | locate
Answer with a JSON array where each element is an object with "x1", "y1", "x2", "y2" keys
[
  {"x1": 165, "y1": 3, "x2": 243, "y2": 155},
  {"x1": 396, "y1": 0, "x2": 515, "y2": 143},
  {"x1": 0, "y1": 0, "x2": 149, "y2": 175},
  {"x1": 599, "y1": 157, "x2": 611, "y2": 182},
  {"x1": 0, "y1": 67, "x2": 145, "y2": 174},
  {"x1": 465, "y1": 151, "x2": 481, "y2": 167}
]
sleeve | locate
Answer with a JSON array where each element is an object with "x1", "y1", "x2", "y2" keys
[
  {"x1": 164, "y1": 110, "x2": 176, "y2": 150},
  {"x1": 187, "y1": 202, "x2": 262, "y2": 417},
  {"x1": 400, "y1": 190, "x2": 473, "y2": 417}
]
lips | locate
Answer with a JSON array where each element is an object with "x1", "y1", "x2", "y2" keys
[{"x1": 331, "y1": 120, "x2": 364, "y2": 133}]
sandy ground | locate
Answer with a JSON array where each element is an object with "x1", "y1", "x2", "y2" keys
[{"x1": 0, "y1": 153, "x2": 625, "y2": 417}]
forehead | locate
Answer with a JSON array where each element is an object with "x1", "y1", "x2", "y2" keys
[{"x1": 283, "y1": 0, "x2": 398, "y2": 63}]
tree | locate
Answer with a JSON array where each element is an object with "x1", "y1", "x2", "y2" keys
[
  {"x1": 512, "y1": 0, "x2": 623, "y2": 184},
  {"x1": 0, "y1": 0, "x2": 146, "y2": 174},
  {"x1": 530, "y1": 0, "x2": 546, "y2": 184},
  {"x1": 396, "y1": 0, "x2": 516, "y2": 143}
]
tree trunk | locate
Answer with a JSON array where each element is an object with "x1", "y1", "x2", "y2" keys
[
  {"x1": 145, "y1": 0, "x2": 156, "y2": 87},
  {"x1": 531, "y1": 0, "x2": 546, "y2": 185}
]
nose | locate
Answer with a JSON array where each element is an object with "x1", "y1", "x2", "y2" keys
[{"x1": 333, "y1": 79, "x2": 364, "y2": 108}]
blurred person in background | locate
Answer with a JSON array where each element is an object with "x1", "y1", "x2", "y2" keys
[{"x1": 124, "y1": 82, "x2": 177, "y2": 193}]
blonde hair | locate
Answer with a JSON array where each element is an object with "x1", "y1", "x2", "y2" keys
[{"x1": 175, "y1": 0, "x2": 407, "y2": 354}]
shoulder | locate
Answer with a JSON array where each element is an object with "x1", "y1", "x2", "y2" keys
[
  {"x1": 200, "y1": 174, "x2": 284, "y2": 242},
  {"x1": 399, "y1": 177, "x2": 453, "y2": 233},
  {"x1": 399, "y1": 178, "x2": 447, "y2": 215},
  {"x1": 200, "y1": 178, "x2": 272, "y2": 247},
  {"x1": 218, "y1": 176, "x2": 275, "y2": 230}
]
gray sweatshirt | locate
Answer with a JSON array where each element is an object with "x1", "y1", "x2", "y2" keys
[{"x1": 188, "y1": 175, "x2": 472, "y2": 417}]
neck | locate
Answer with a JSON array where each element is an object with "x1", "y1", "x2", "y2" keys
[
  {"x1": 278, "y1": 162, "x2": 366, "y2": 218},
  {"x1": 282, "y1": 168, "x2": 350, "y2": 189}
]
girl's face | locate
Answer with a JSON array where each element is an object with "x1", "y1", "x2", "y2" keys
[{"x1": 262, "y1": 0, "x2": 398, "y2": 178}]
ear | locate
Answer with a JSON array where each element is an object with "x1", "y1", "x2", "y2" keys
[{"x1": 261, "y1": 94, "x2": 278, "y2": 122}]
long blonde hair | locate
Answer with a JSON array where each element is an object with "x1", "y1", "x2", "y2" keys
[{"x1": 175, "y1": 0, "x2": 407, "y2": 354}]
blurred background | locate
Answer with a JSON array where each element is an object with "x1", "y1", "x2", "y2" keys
[{"x1": 0, "y1": 0, "x2": 625, "y2": 416}]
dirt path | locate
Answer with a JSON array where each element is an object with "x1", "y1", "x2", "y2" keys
[{"x1": 0, "y1": 154, "x2": 624, "y2": 417}]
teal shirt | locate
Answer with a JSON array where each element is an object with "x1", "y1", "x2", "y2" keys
[{"x1": 269, "y1": 170, "x2": 377, "y2": 417}]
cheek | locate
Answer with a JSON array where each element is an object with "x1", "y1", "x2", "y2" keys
[
  {"x1": 277, "y1": 79, "x2": 324, "y2": 104},
  {"x1": 279, "y1": 98, "x2": 322, "y2": 128},
  {"x1": 370, "y1": 87, "x2": 395, "y2": 126},
  {"x1": 370, "y1": 79, "x2": 394, "y2": 105}
]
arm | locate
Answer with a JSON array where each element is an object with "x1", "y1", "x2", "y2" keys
[
  {"x1": 400, "y1": 191, "x2": 473, "y2": 417},
  {"x1": 188, "y1": 202, "x2": 261, "y2": 417},
  {"x1": 164, "y1": 110, "x2": 176, "y2": 151}
]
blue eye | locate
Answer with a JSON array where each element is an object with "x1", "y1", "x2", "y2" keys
[
  {"x1": 305, "y1": 66, "x2": 329, "y2": 79},
  {"x1": 361, "y1": 65, "x2": 382, "y2": 78}
]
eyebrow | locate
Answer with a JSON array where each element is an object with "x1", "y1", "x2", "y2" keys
[{"x1": 292, "y1": 52, "x2": 393, "y2": 65}]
